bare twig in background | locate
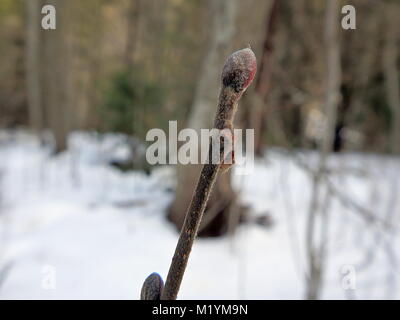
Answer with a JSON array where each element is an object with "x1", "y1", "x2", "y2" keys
[
  {"x1": 0, "y1": 169, "x2": 13, "y2": 293},
  {"x1": 305, "y1": 0, "x2": 341, "y2": 300},
  {"x1": 251, "y1": 0, "x2": 279, "y2": 155},
  {"x1": 326, "y1": 177, "x2": 399, "y2": 232},
  {"x1": 0, "y1": 261, "x2": 13, "y2": 292},
  {"x1": 291, "y1": 150, "x2": 393, "y2": 229},
  {"x1": 278, "y1": 157, "x2": 303, "y2": 279},
  {"x1": 355, "y1": 166, "x2": 399, "y2": 299}
]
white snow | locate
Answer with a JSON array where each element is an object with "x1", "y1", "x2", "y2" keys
[{"x1": 0, "y1": 130, "x2": 399, "y2": 299}]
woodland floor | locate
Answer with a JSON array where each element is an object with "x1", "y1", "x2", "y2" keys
[{"x1": 0, "y1": 131, "x2": 399, "y2": 299}]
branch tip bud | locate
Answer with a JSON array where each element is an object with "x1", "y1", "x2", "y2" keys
[{"x1": 221, "y1": 47, "x2": 257, "y2": 93}]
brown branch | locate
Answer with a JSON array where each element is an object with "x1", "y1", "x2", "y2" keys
[
  {"x1": 140, "y1": 47, "x2": 257, "y2": 300},
  {"x1": 160, "y1": 48, "x2": 257, "y2": 300}
]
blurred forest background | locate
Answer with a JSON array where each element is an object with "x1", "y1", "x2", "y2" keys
[
  {"x1": 1, "y1": 0, "x2": 398, "y2": 153},
  {"x1": 0, "y1": 0, "x2": 400, "y2": 300}
]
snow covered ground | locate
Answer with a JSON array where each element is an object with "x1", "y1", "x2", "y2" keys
[{"x1": 0, "y1": 130, "x2": 399, "y2": 299}]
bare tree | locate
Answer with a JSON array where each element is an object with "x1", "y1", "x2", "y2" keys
[
  {"x1": 251, "y1": 0, "x2": 279, "y2": 155},
  {"x1": 125, "y1": 0, "x2": 141, "y2": 67},
  {"x1": 382, "y1": 2, "x2": 400, "y2": 154},
  {"x1": 41, "y1": 0, "x2": 72, "y2": 153},
  {"x1": 305, "y1": 0, "x2": 341, "y2": 300},
  {"x1": 25, "y1": 0, "x2": 43, "y2": 134}
]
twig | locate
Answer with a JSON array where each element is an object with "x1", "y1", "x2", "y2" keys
[
  {"x1": 140, "y1": 273, "x2": 164, "y2": 300},
  {"x1": 161, "y1": 47, "x2": 257, "y2": 300},
  {"x1": 140, "y1": 47, "x2": 257, "y2": 300}
]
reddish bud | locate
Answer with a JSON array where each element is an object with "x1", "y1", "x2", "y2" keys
[{"x1": 221, "y1": 47, "x2": 257, "y2": 93}]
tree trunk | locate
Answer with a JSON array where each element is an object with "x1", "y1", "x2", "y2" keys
[
  {"x1": 167, "y1": 0, "x2": 240, "y2": 237},
  {"x1": 25, "y1": 0, "x2": 43, "y2": 133},
  {"x1": 41, "y1": 0, "x2": 71, "y2": 153},
  {"x1": 382, "y1": 3, "x2": 400, "y2": 154},
  {"x1": 125, "y1": 0, "x2": 141, "y2": 67},
  {"x1": 251, "y1": 0, "x2": 279, "y2": 155}
]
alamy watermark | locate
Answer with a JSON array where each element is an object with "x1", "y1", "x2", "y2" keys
[
  {"x1": 341, "y1": 5, "x2": 356, "y2": 30},
  {"x1": 41, "y1": 5, "x2": 56, "y2": 30},
  {"x1": 146, "y1": 121, "x2": 255, "y2": 175},
  {"x1": 39, "y1": 4, "x2": 356, "y2": 31}
]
